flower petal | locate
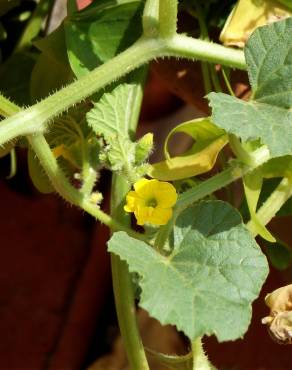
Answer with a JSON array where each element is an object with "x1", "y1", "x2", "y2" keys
[
  {"x1": 150, "y1": 207, "x2": 173, "y2": 225},
  {"x1": 134, "y1": 206, "x2": 154, "y2": 225},
  {"x1": 124, "y1": 191, "x2": 141, "y2": 213},
  {"x1": 153, "y1": 182, "x2": 177, "y2": 208},
  {"x1": 134, "y1": 178, "x2": 158, "y2": 198}
]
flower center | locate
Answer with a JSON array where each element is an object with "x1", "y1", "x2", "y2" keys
[{"x1": 145, "y1": 197, "x2": 158, "y2": 208}]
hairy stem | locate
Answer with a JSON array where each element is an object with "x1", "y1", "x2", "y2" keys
[
  {"x1": 143, "y1": 0, "x2": 159, "y2": 37},
  {"x1": 27, "y1": 134, "x2": 146, "y2": 241},
  {"x1": 110, "y1": 66, "x2": 149, "y2": 370},
  {"x1": 111, "y1": 175, "x2": 150, "y2": 370},
  {"x1": 159, "y1": 0, "x2": 178, "y2": 38},
  {"x1": 0, "y1": 36, "x2": 245, "y2": 147},
  {"x1": 0, "y1": 93, "x2": 21, "y2": 117}
]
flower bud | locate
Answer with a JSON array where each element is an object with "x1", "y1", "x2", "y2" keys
[
  {"x1": 135, "y1": 133, "x2": 154, "y2": 164},
  {"x1": 262, "y1": 284, "x2": 292, "y2": 344}
]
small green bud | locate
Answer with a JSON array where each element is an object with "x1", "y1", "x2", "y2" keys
[{"x1": 135, "y1": 133, "x2": 154, "y2": 164}]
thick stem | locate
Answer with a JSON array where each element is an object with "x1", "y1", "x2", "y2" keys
[
  {"x1": 165, "y1": 35, "x2": 246, "y2": 70},
  {"x1": 111, "y1": 175, "x2": 150, "y2": 370},
  {"x1": 110, "y1": 65, "x2": 149, "y2": 370},
  {"x1": 0, "y1": 37, "x2": 245, "y2": 147},
  {"x1": 247, "y1": 177, "x2": 292, "y2": 237},
  {"x1": 0, "y1": 93, "x2": 21, "y2": 117},
  {"x1": 159, "y1": 0, "x2": 178, "y2": 38}
]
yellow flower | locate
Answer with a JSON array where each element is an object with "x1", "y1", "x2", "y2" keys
[{"x1": 124, "y1": 178, "x2": 177, "y2": 226}]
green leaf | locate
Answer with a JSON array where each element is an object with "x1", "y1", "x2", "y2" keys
[
  {"x1": 208, "y1": 18, "x2": 292, "y2": 158},
  {"x1": 64, "y1": 1, "x2": 143, "y2": 77},
  {"x1": 108, "y1": 201, "x2": 268, "y2": 342},
  {"x1": 28, "y1": 147, "x2": 54, "y2": 194},
  {"x1": 148, "y1": 118, "x2": 227, "y2": 181}
]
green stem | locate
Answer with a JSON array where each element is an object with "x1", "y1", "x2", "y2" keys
[
  {"x1": 0, "y1": 93, "x2": 21, "y2": 116},
  {"x1": 190, "y1": 5, "x2": 212, "y2": 94},
  {"x1": 110, "y1": 65, "x2": 149, "y2": 370},
  {"x1": 143, "y1": 0, "x2": 159, "y2": 37},
  {"x1": 155, "y1": 148, "x2": 270, "y2": 250},
  {"x1": 159, "y1": 0, "x2": 178, "y2": 38},
  {"x1": 15, "y1": 0, "x2": 53, "y2": 52},
  {"x1": 222, "y1": 67, "x2": 235, "y2": 96},
  {"x1": 192, "y1": 338, "x2": 215, "y2": 370},
  {"x1": 6, "y1": 148, "x2": 17, "y2": 179},
  {"x1": 111, "y1": 175, "x2": 150, "y2": 370},
  {"x1": 247, "y1": 177, "x2": 292, "y2": 237},
  {"x1": 0, "y1": 37, "x2": 245, "y2": 147},
  {"x1": 176, "y1": 164, "x2": 244, "y2": 212},
  {"x1": 155, "y1": 166, "x2": 242, "y2": 249},
  {"x1": 27, "y1": 133, "x2": 146, "y2": 241},
  {"x1": 166, "y1": 35, "x2": 246, "y2": 70}
]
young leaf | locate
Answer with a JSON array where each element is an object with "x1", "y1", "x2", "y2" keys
[
  {"x1": 148, "y1": 118, "x2": 227, "y2": 181},
  {"x1": 87, "y1": 82, "x2": 139, "y2": 139},
  {"x1": 208, "y1": 18, "x2": 292, "y2": 158},
  {"x1": 108, "y1": 201, "x2": 268, "y2": 342},
  {"x1": 86, "y1": 79, "x2": 145, "y2": 175}
]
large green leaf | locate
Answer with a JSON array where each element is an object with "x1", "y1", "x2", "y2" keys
[
  {"x1": 64, "y1": 0, "x2": 143, "y2": 77},
  {"x1": 208, "y1": 18, "x2": 292, "y2": 158},
  {"x1": 148, "y1": 118, "x2": 228, "y2": 181},
  {"x1": 108, "y1": 201, "x2": 268, "y2": 342}
]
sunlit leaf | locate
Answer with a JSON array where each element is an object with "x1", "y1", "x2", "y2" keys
[
  {"x1": 64, "y1": 0, "x2": 143, "y2": 77},
  {"x1": 108, "y1": 201, "x2": 268, "y2": 341},
  {"x1": 209, "y1": 18, "x2": 292, "y2": 158}
]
